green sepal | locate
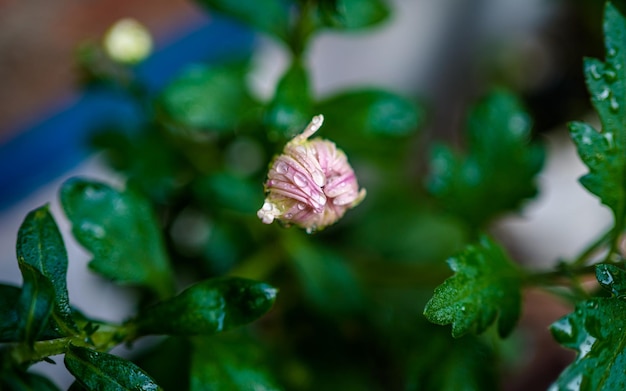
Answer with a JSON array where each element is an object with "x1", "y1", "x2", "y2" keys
[
  {"x1": 159, "y1": 62, "x2": 258, "y2": 134},
  {"x1": 64, "y1": 345, "x2": 163, "y2": 391},
  {"x1": 265, "y1": 61, "x2": 314, "y2": 138},
  {"x1": 60, "y1": 178, "x2": 174, "y2": 298},
  {"x1": 16, "y1": 205, "x2": 76, "y2": 336},
  {"x1": 190, "y1": 334, "x2": 280, "y2": 391},
  {"x1": 132, "y1": 277, "x2": 277, "y2": 336},
  {"x1": 317, "y1": 0, "x2": 389, "y2": 30},
  {"x1": 16, "y1": 264, "x2": 55, "y2": 345},
  {"x1": 424, "y1": 235, "x2": 522, "y2": 338},
  {"x1": 427, "y1": 90, "x2": 544, "y2": 226},
  {"x1": 194, "y1": 0, "x2": 290, "y2": 41},
  {"x1": 0, "y1": 284, "x2": 21, "y2": 342}
]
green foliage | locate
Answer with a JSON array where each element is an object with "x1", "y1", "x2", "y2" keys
[
  {"x1": 16, "y1": 263, "x2": 55, "y2": 345},
  {"x1": 0, "y1": 284, "x2": 21, "y2": 342},
  {"x1": 317, "y1": 0, "x2": 390, "y2": 30},
  {"x1": 427, "y1": 90, "x2": 544, "y2": 226},
  {"x1": 569, "y1": 3, "x2": 626, "y2": 226},
  {"x1": 60, "y1": 178, "x2": 174, "y2": 298},
  {"x1": 133, "y1": 278, "x2": 277, "y2": 336},
  {"x1": 0, "y1": 370, "x2": 62, "y2": 391},
  {"x1": 424, "y1": 235, "x2": 522, "y2": 338},
  {"x1": 64, "y1": 345, "x2": 163, "y2": 391}
]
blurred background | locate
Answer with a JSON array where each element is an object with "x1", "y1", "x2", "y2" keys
[{"x1": 0, "y1": 0, "x2": 615, "y2": 389}]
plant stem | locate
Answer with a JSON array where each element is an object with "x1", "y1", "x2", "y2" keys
[{"x1": 570, "y1": 226, "x2": 614, "y2": 268}]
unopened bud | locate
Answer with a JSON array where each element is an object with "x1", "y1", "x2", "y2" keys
[
  {"x1": 104, "y1": 18, "x2": 152, "y2": 64},
  {"x1": 257, "y1": 115, "x2": 366, "y2": 233}
]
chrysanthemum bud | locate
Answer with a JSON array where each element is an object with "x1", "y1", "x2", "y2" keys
[
  {"x1": 104, "y1": 18, "x2": 153, "y2": 64},
  {"x1": 257, "y1": 115, "x2": 366, "y2": 233}
]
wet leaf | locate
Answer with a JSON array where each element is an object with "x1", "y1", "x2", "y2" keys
[
  {"x1": 16, "y1": 264, "x2": 55, "y2": 345},
  {"x1": 569, "y1": 3, "x2": 626, "y2": 223},
  {"x1": 596, "y1": 263, "x2": 626, "y2": 297},
  {"x1": 64, "y1": 345, "x2": 162, "y2": 391},
  {"x1": 424, "y1": 235, "x2": 522, "y2": 338},
  {"x1": 16, "y1": 206, "x2": 76, "y2": 336},
  {"x1": 194, "y1": 0, "x2": 290, "y2": 41},
  {"x1": 133, "y1": 277, "x2": 277, "y2": 336},
  {"x1": 0, "y1": 284, "x2": 21, "y2": 342},
  {"x1": 427, "y1": 90, "x2": 544, "y2": 226},
  {"x1": 60, "y1": 178, "x2": 174, "y2": 298},
  {"x1": 318, "y1": 0, "x2": 389, "y2": 30},
  {"x1": 160, "y1": 63, "x2": 257, "y2": 134},
  {"x1": 0, "y1": 370, "x2": 61, "y2": 391}
]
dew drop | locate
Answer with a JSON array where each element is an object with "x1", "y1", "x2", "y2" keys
[
  {"x1": 610, "y1": 96, "x2": 620, "y2": 112},
  {"x1": 605, "y1": 68, "x2": 617, "y2": 82},
  {"x1": 276, "y1": 161, "x2": 288, "y2": 174},
  {"x1": 293, "y1": 172, "x2": 308, "y2": 187},
  {"x1": 297, "y1": 203, "x2": 306, "y2": 210},
  {"x1": 589, "y1": 64, "x2": 602, "y2": 80},
  {"x1": 608, "y1": 46, "x2": 617, "y2": 57},
  {"x1": 597, "y1": 87, "x2": 610, "y2": 101},
  {"x1": 284, "y1": 213, "x2": 293, "y2": 219}
]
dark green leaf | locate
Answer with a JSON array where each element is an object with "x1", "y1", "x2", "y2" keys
[
  {"x1": 265, "y1": 61, "x2": 314, "y2": 138},
  {"x1": 0, "y1": 370, "x2": 61, "y2": 391},
  {"x1": 16, "y1": 264, "x2": 55, "y2": 345},
  {"x1": 17, "y1": 205, "x2": 76, "y2": 335},
  {"x1": 194, "y1": 172, "x2": 264, "y2": 214},
  {"x1": 0, "y1": 284, "x2": 21, "y2": 342},
  {"x1": 160, "y1": 63, "x2": 258, "y2": 134},
  {"x1": 596, "y1": 263, "x2": 626, "y2": 297},
  {"x1": 424, "y1": 235, "x2": 522, "y2": 338},
  {"x1": 318, "y1": 0, "x2": 389, "y2": 30},
  {"x1": 194, "y1": 0, "x2": 290, "y2": 41},
  {"x1": 64, "y1": 345, "x2": 163, "y2": 391},
  {"x1": 427, "y1": 90, "x2": 544, "y2": 226},
  {"x1": 60, "y1": 178, "x2": 174, "y2": 298},
  {"x1": 133, "y1": 277, "x2": 277, "y2": 336},
  {"x1": 569, "y1": 3, "x2": 626, "y2": 222},
  {"x1": 132, "y1": 337, "x2": 191, "y2": 390},
  {"x1": 190, "y1": 334, "x2": 280, "y2": 391},
  {"x1": 317, "y1": 89, "x2": 421, "y2": 138}
]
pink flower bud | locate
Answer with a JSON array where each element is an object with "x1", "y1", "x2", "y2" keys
[{"x1": 257, "y1": 115, "x2": 366, "y2": 233}]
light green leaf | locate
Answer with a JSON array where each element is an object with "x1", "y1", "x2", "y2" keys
[
  {"x1": 16, "y1": 264, "x2": 55, "y2": 345},
  {"x1": 160, "y1": 63, "x2": 257, "y2": 134},
  {"x1": 569, "y1": 3, "x2": 626, "y2": 223},
  {"x1": 427, "y1": 90, "x2": 544, "y2": 226},
  {"x1": 64, "y1": 345, "x2": 163, "y2": 391},
  {"x1": 60, "y1": 178, "x2": 174, "y2": 298},
  {"x1": 265, "y1": 61, "x2": 313, "y2": 138},
  {"x1": 424, "y1": 235, "x2": 522, "y2": 338},
  {"x1": 194, "y1": 0, "x2": 290, "y2": 41},
  {"x1": 190, "y1": 334, "x2": 281, "y2": 391},
  {"x1": 16, "y1": 205, "x2": 76, "y2": 335},
  {"x1": 133, "y1": 277, "x2": 277, "y2": 336}
]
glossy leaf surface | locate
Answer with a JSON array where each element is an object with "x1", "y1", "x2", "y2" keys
[
  {"x1": 424, "y1": 235, "x2": 522, "y2": 337},
  {"x1": 134, "y1": 277, "x2": 277, "y2": 336},
  {"x1": 0, "y1": 371, "x2": 61, "y2": 391},
  {"x1": 16, "y1": 264, "x2": 55, "y2": 344},
  {"x1": 427, "y1": 90, "x2": 544, "y2": 226},
  {"x1": 64, "y1": 345, "x2": 162, "y2": 391},
  {"x1": 569, "y1": 3, "x2": 626, "y2": 222},
  {"x1": 60, "y1": 178, "x2": 174, "y2": 298},
  {"x1": 0, "y1": 284, "x2": 21, "y2": 342}
]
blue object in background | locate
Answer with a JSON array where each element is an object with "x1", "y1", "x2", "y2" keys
[{"x1": 0, "y1": 16, "x2": 254, "y2": 212}]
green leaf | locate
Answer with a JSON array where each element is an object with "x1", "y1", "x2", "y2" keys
[
  {"x1": 265, "y1": 61, "x2": 314, "y2": 138},
  {"x1": 194, "y1": 0, "x2": 290, "y2": 41},
  {"x1": 427, "y1": 90, "x2": 544, "y2": 226},
  {"x1": 159, "y1": 63, "x2": 258, "y2": 134},
  {"x1": 190, "y1": 334, "x2": 280, "y2": 391},
  {"x1": 0, "y1": 370, "x2": 62, "y2": 391},
  {"x1": 133, "y1": 277, "x2": 277, "y2": 336},
  {"x1": 0, "y1": 284, "x2": 21, "y2": 342},
  {"x1": 317, "y1": 89, "x2": 422, "y2": 138},
  {"x1": 569, "y1": 3, "x2": 626, "y2": 223},
  {"x1": 60, "y1": 178, "x2": 174, "y2": 298},
  {"x1": 64, "y1": 345, "x2": 163, "y2": 391},
  {"x1": 424, "y1": 235, "x2": 522, "y2": 338},
  {"x1": 596, "y1": 263, "x2": 626, "y2": 297},
  {"x1": 16, "y1": 205, "x2": 76, "y2": 335},
  {"x1": 16, "y1": 263, "x2": 55, "y2": 345},
  {"x1": 318, "y1": 0, "x2": 390, "y2": 30}
]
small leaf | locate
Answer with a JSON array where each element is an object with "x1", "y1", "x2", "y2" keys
[
  {"x1": 194, "y1": 0, "x2": 290, "y2": 41},
  {"x1": 0, "y1": 284, "x2": 21, "y2": 342},
  {"x1": 317, "y1": 89, "x2": 422, "y2": 138},
  {"x1": 427, "y1": 90, "x2": 544, "y2": 226},
  {"x1": 569, "y1": 3, "x2": 626, "y2": 224},
  {"x1": 64, "y1": 345, "x2": 163, "y2": 391},
  {"x1": 159, "y1": 63, "x2": 258, "y2": 134},
  {"x1": 17, "y1": 205, "x2": 76, "y2": 334},
  {"x1": 0, "y1": 370, "x2": 62, "y2": 391},
  {"x1": 550, "y1": 298, "x2": 626, "y2": 390},
  {"x1": 133, "y1": 277, "x2": 277, "y2": 336},
  {"x1": 16, "y1": 264, "x2": 55, "y2": 345},
  {"x1": 318, "y1": 0, "x2": 390, "y2": 30},
  {"x1": 596, "y1": 263, "x2": 626, "y2": 297},
  {"x1": 190, "y1": 334, "x2": 281, "y2": 391},
  {"x1": 265, "y1": 61, "x2": 314, "y2": 138},
  {"x1": 60, "y1": 178, "x2": 174, "y2": 298},
  {"x1": 424, "y1": 235, "x2": 522, "y2": 338}
]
